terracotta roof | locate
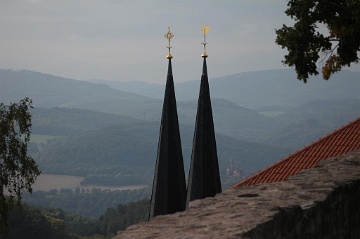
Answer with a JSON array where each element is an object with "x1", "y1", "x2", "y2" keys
[{"x1": 233, "y1": 117, "x2": 360, "y2": 187}]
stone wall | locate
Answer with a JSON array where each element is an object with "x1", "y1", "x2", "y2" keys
[{"x1": 115, "y1": 150, "x2": 360, "y2": 239}]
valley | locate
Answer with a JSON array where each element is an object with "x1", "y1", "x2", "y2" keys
[{"x1": 1, "y1": 68, "x2": 359, "y2": 218}]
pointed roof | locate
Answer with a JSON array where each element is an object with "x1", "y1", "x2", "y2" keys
[
  {"x1": 186, "y1": 57, "x2": 222, "y2": 206},
  {"x1": 149, "y1": 58, "x2": 187, "y2": 218},
  {"x1": 233, "y1": 117, "x2": 360, "y2": 187}
]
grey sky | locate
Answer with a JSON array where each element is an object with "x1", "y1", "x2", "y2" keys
[{"x1": 1, "y1": 0, "x2": 358, "y2": 83}]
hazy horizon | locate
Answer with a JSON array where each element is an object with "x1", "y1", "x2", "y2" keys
[{"x1": 1, "y1": 0, "x2": 359, "y2": 83}]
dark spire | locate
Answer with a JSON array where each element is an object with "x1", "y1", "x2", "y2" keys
[
  {"x1": 186, "y1": 57, "x2": 222, "y2": 207},
  {"x1": 149, "y1": 58, "x2": 187, "y2": 219}
]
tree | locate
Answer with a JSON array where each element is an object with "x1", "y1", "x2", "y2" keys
[
  {"x1": 276, "y1": 0, "x2": 360, "y2": 82},
  {"x1": 0, "y1": 98, "x2": 41, "y2": 235}
]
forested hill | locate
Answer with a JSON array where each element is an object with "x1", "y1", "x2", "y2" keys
[
  {"x1": 0, "y1": 69, "x2": 277, "y2": 141},
  {"x1": 2, "y1": 68, "x2": 359, "y2": 228},
  {"x1": 26, "y1": 106, "x2": 291, "y2": 190},
  {"x1": 258, "y1": 99, "x2": 360, "y2": 149},
  {"x1": 31, "y1": 101, "x2": 359, "y2": 189},
  {"x1": 33, "y1": 113, "x2": 291, "y2": 187},
  {"x1": 31, "y1": 107, "x2": 140, "y2": 136},
  {"x1": 96, "y1": 69, "x2": 360, "y2": 109},
  {"x1": 178, "y1": 69, "x2": 360, "y2": 109},
  {"x1": 4, "y1": 68, "x2": 357, "y2": 113},
  {"x1": 3, "y1": 68, "x2": 358, "y2": 148},
  {"x1": 0, "y1": 69, "x2": 155, "y2": 107}
]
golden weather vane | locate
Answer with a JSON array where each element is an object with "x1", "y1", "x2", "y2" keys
[
  {"x1": 201, "y1": 24, "x2": 210, "y2": 58},
  {"x1": 164, "y1": 27, "x2": 174, "y2": 59}
]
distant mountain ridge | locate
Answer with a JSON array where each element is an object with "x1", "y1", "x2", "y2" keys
[
  {"x1": 2, "y1": 68, "x2": 359, "y2": 190},
  {"x1": 0, "y1": 69, "x2": 154, "y2": 108},
  {"x1": 0, "y1": 69, "x2": 277, "y2": 141},
  {"x1": 2, "y1": 68, "x2": 358, "y2": 111},
  {"x1": 92, "y1": 69, "x2": 359, "y2": 109},
  {"x1": 2, "y1": 68, "x2": 359, "y2": 148},
  {"x1": 260, "y1": 99, "x2": 360, "y2": 149}
]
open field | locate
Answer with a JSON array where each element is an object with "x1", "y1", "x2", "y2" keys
[{"x1": 32, "y1": 174, "x2": 147, "y2": 192}]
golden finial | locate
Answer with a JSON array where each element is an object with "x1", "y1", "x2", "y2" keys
[
  {"x1": 201, "y1": 24, "x2": 210, "y2": 58},
  {"x1": 164, "y1": 27, "x2": 174, "y2": 59}
]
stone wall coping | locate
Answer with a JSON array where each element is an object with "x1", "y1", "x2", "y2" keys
[{"x1": 115, "y1": 150, "x2": 360, "y2": 239}]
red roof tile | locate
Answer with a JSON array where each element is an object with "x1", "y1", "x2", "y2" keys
[{"x1": 233, "y1": 117, "x2": 360, "y2": 187}]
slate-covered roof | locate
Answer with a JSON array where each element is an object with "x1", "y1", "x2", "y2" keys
[
  {"x1": 149, "y1": 59, "x2": 186, "y2": 218},
  {"x1": 233, "y1": 117, "x2": 360, "y2": 187},
  {"x1": 186, "y1": 57, "x2": 222, "y2": 206}
]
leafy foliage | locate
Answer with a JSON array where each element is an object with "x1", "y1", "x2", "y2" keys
[
  {"x1": 6, "y1": 205, "x2": 73, "y2": 239},
  {"x1": 5, "y1": 198, "x2": 150, "y2": 239},
  {"x1": 276, "y1": 0, "x2": 360, "y2": 82},
  {"x1": 98, "y1": 199, "x2": 149, "y2": 237},
  {"x1": 0, "y1": 98, "x2": 41, "y2": 235},
  {"x1": 43, "y1": 207, "x2": 101, "y2": 238}
]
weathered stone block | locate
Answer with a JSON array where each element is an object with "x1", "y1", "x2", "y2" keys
[{"x1": 114, "y1": 151, "x2": 360, "y2": 239}]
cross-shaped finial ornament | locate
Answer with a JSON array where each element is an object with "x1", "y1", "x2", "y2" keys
[
  {"x1": 164, "y1": 27, "x2": 174, "y2": 59},
  {"x1": 201, "y1": 24, "x2": 210, "y2": 58}
]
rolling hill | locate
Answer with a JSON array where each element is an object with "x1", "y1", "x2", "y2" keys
[
  {"x1": 0, "y1": 69, "x2": 153, "y2": 105},
  {"x1": 97, "y1": 69, "x2": 360, "y2": 110},
  {"x1": 34, "y1": 118, "x2": 291, "y2": 187},
  {"x1": 31, "y1": 107, "x2": 140, "y2": 136},
  {"x1": 2, "y1": 68, "x2": 359, "y2": 189},
  {"x1": 257, "y1": 99, "x2": 360, "y2": 149},
  {"x1": 1, "y1": 69, "x2": 280, "y2": 141},
  {"x1": 0, "y1": 69, "x2": 163, "y2": 121}
]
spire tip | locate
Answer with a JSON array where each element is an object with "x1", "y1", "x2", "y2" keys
[
  {"x1": 164, "y1": 27, "x2": 174, "y2": 59},
  {"x1": 201, "y1": 24, "x2": 210, "y2": 57}
]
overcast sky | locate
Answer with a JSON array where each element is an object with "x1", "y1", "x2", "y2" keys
[{"x1": 1, "y1": 0, "x2": 359, "y2": 83}]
